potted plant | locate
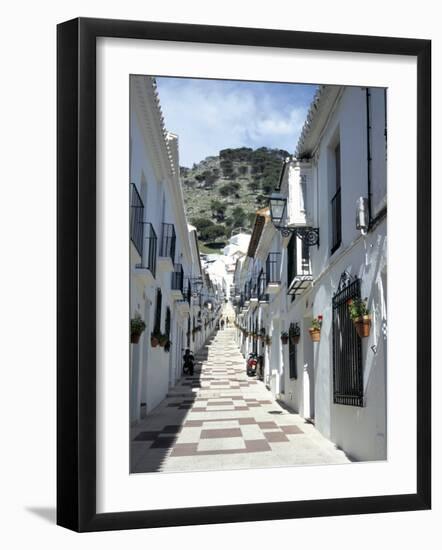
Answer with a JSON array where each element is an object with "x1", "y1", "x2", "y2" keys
[
  {"x1": 150, "y1": 328, "x2": 161, "y2": 347},
  {"x1": 348, "y1": 297, "x2": 371, "y2": 337},
  {"x1": 290, "y1": 322, "x2": 301, "y2": 344},
  {"x1": 309, "y1": 315, "x2": 323, "y2": 342},
  {"x1": 280, "y1": 331, "x2": 289, "y2": 345},
  {"x1": 159, "y1": 333, "x2": 169, "y2": 347},
  {"x1": 265, "y1": 335, "x2": 272, "y2": 346},
  {"x1": 130, "y1": 313, "x2": 146, "y2": 344}
]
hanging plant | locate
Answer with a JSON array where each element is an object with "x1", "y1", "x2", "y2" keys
[
  {"x1": 309, "y1": 315, "x2": 323, "y2": 342},
  {"x1": 289, "y1": 322, "x2": 301, "y2": 344},
  {"x1": 280, "y1": 331, "x2": 289, "y2": 345},
  {"x1": 159, "y1": 334, "x2": 169, "y2": 347},
  {"x1": 130, "y1": 313, "x2": 146, "y2": 344},
  {"x1": 348, "y1": 297, "x2": 371, "y2": 337},
  {"x1": 265, "y1": 335, "x2": 272, "y2": 346},
  {"x1": 150, "y1": 328, "x2": 161, "y2": 348}
]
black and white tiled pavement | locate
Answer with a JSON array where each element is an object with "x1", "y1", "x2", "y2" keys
[{"x1": 131, "y1": 327, "x2": 349, "y2": 473}]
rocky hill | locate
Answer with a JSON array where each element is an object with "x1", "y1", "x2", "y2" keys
[{"x1": 180, "y1": 147, "x2": 289, "y2": 253}]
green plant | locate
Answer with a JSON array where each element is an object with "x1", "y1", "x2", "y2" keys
[
  {"x1": 131, "y1": 313, "x2": 146, "y2": 336},
  {"x1": 311, "y1": 315, "x2": 323, "y2": 331},
  {"x1": 158, "y1": 334, "x2": 169, "y2": 346},
  {"x1": 347, "y1": 297, "x2": 369, "y2": 320},
  {"x1": 290, "y1": 323, "x2": 300, "y2": 336},
  {"x1": 281, "y1": 331, "x2": 289, "y2": 339}
]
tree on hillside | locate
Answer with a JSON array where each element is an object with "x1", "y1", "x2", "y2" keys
[
  {"x1": 210, "y1": 200, "x2": 227, "y2": 222},
  {"x1": 231, "y1": 206, "x2": 246, "y2": 229},
  {"x1": 204, "y1": 225, "x2": 226, "y2": 241},
  {"x1": 219, "y1": 182, "x2": 240, "y2": 197},
  {"x1": 191, "y1": 217, "x2": 226, "y2": 241}
]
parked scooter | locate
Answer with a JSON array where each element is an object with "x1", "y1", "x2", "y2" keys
[
  {"x1": 246, "y1": 352, "x2": 258, "y2": 376},
  {"x1": 182, "y1": 349, "x2": 195, "y2": 376}
]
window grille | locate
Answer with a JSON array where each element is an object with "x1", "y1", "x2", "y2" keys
[
  {"x1": 154, "y1": 288, "x2": 162, "y2": 334},
  {"x1": 130, "y1": 183, "x2": 144, "y2": 256},
  {"x1": 332, "y1": 273, "x2": 363, "y2": 406},
  {"x1": 165, "y1": 307, "x2": 171, "y2": 338},
  {"x1": 288, "y1": 324, "x2": 297, "y2": 379}
]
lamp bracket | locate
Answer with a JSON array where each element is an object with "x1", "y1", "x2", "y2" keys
[{"x1": 276, "y1": 225, "x2": 320, "y2": 246}]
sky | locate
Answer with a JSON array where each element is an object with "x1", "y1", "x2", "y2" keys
[{"x1": 155, "y1": 77, "x2": 317, "y2": 168}]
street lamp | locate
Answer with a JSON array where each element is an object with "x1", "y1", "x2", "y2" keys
[
  {"x1": 269, "y1": 194, "x2": 287, "y2": 226},
  {"x1": 268, "y1": 193, "x2": 320, "y2": 246},
  {"x1": 191, "y1": 277, "x2": 204, "y2": 297}
]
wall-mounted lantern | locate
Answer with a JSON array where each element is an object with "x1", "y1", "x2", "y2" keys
[{"x1": 268, "y1": 193, "x2": 320, "y2": 246}]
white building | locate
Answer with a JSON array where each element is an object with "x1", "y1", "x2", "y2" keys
[
  {"x1": 130, "y1": 76, "x2": 221, "y2": 424},
  {"x1": 234, "y1": 86, "x2": 387, "y2": 461},
  {"x1": 202, "y1": 230, "x2": 251, "y2": 302}
]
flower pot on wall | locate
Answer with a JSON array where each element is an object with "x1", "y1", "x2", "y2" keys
[
  {"x1": 281, "y1": 335, "x2": 289, "y2": 345},
  {"x1": 353, "y1": 315, "x2": 372, "y2": 338},
  {"x1": 151, "y1": 335, "x2": 159, "y2": 347},
  {"x1": 309, "y1": 328, "x2": 321, "y2": 342},
  {"x1": 131, "y1": 332, "x2": 141, "y2": 344},
  {"x1": 290, "y1": 334, "x2": 300, "y2": 345}
]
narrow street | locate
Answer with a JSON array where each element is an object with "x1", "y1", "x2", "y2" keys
[{"x1": 131, "y1": 320, "x2": 349, "y2": 473}]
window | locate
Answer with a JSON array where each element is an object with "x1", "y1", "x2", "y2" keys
[
  {"x1": 287, "y1": 234, "x2": 312, "y2": 299},
  {"x1": 165, "y1": 307, "x2": 171, "y2": 339},
  {"x1": 130, "y1": 183, "x2": 144, "y2": 256},
  {"x1": 288, "y1": 331, "x2": 297, "y2": 379},
  {"x1": 331, "y1": 143, "x2": 342, "y2": 254},
  {"x1": 154, "y1": 288, "x2": 162, "y2": 334},
  {"x1": 332, "y1": 275, "x2": 363, "y2": 406}
]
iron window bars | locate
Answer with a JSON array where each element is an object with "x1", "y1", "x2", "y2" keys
[
  {"x1": 287, "y1": 233, "x2": 313, "y2": 296},
  {"x1": 266, "y1": 252, "x2": 282, "y2": 284},
  {"x1": 289, "y1": 324, "x2": 298, "y2": 379},
  {"x1": 135, "y1": 222, "x2": 157, "y2": 279},
  {"x1": 257, "y1": 269, "x2": 269, "y2": 302},
  {"x1": 332, "y1": 273, "x2": 363, "y2": 407},
  {"x1": 171, "y1": 263, "x2": 184, "y2": 293},
  {"x1": 159, "y1": 222, "x2": 176, "y2": 263},
  {"x1": 130, "y1": 183, "x2": 144, "y2": 257}
]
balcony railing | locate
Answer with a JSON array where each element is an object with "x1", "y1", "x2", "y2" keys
[
  {"x1": 331, "y1": 187, "x2": 342, "y2": 253},
  {"x1": 171, "y1": 263, "x2": 184, "y2": 293},
  {"x1": 160, "y1": 223, "x2": 176, "y2": 263},
  {"x1": 266, "y1": 252, "x2": 281, "y2": 284},
  {"x1": 130, "y1": 183, "x2": 144, "y2": 256},
  {"x1": 136, "y1": 222, "x2": 157, "y2": 278},
  {"x1": 257, "y1": 270, "x2": 269, "y2": 302},
  {"x1": 287, "y1": 235, "x2": 312, "y2": 296}
]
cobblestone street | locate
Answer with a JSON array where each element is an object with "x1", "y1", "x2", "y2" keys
[{"x1": 131, "y1": 326, "x2": 349, "y2": 473}]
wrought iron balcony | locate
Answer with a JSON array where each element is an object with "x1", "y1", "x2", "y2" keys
[
  {"x1": 257, "y1": 269, "x2": 269, "y2": 303},
  {"x1": 135, "y1": 221, "x2": 157, "y2": 279},
  {"x1": 130, "y1": 183, "x2": 144, "y2": 257},
  {"x1": 159, "y1": 223, "x2": 176, "y2": 263},
  {"x1": 171, "y1": 263, "x2": 184, "y2": 293},
  {"x1": 287, "y1": 235, "x2": 312, "y2": 296},
  {"x1": 266, "y1": 252, "x2": 281, "y2": 284}
]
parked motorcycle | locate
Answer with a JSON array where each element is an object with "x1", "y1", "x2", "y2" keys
[
  {"x1": 246, "y1": 352, "x2": 258, "y2": 376},
  {"x1": 182, "y1": 349, "x2": 195, "y2": 376}
]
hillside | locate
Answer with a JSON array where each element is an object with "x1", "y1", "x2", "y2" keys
[{"x1": 180, "y1": 147, "x2": 289, "y2": 253}]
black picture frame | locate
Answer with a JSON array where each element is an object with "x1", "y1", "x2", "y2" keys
[{"x1": 57, "y1": 17, "x2": 431, "y2": 532}]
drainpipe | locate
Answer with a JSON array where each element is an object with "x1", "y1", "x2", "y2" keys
[{"x1": 365, "y1": 88, "x2": 373, "y2": 225}]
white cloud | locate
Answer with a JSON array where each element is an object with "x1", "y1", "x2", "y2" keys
[{"x1": 156, "y1": 79, "x2": 315, "y2": 167}]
